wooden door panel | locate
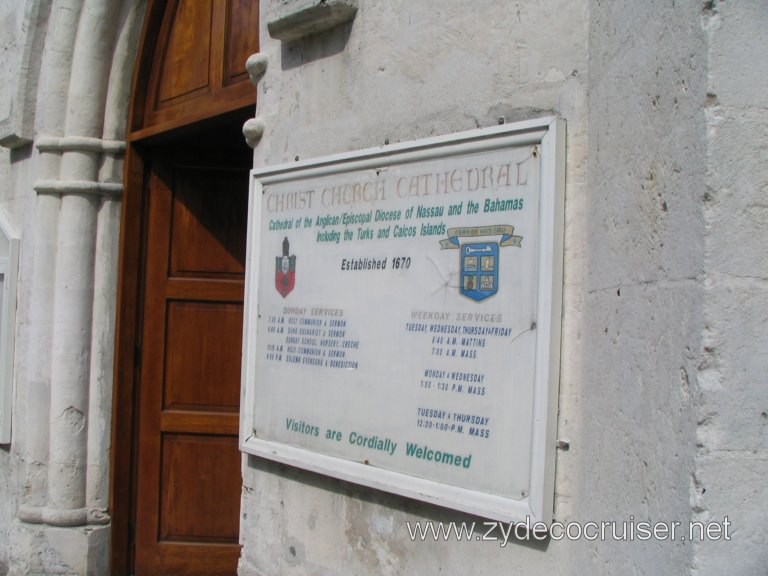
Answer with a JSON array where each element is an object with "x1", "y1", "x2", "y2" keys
[
  {"x1": 160, "y1": 411, "x2": 239, "y2": 436},
  {"x1": 134, "y1": 149, "x2": 248, "y2": 576},
  {"x1": 224, "y1": 0, "x2": 260, "y2": 86},
  {"x1": 115, "y1": 1, "x2": 259, "y2": 572},
  {"x1": 164, "y1": 301, "x2": 243, "y2": 411},
  {"x1": 134, "y1": 0, "x2": 260, "y2": 139},
  {"x1": 160, "y1": 434, "x2": 241, "y2": 542},
  {"x1": 157, "y1": 0, "x2": 214, "y2": 105},
  {"x1": 144, "y1": 545, "x2": 239, "y2": 576},
  {"x1": 165, "y1": 278, "x2": 244, "y2": 301},
  {"x1": 170, "y1": 168, "x2": 247, "y2": 277}
]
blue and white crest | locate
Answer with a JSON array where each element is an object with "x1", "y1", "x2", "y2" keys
[
  {"x1": 440, "y1": 224, "x2": 522, "y2": 303},
  {"x1": 460, "y1": 242, "x2": 499, "y2": 302}
]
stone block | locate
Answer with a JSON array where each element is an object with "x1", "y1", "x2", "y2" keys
[{"x1": 267, "y1": 0, "x2": 358, "y2": 42}]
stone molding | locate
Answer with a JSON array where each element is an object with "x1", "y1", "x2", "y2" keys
[
  {"x1": 17, "y1": 504, "x2": 110, "y2": 527},
  {"x1": 36, "y1": 135, "x2": 126, "y2": 155},
  {"x1": 33, "y1": 180, "x2": 124, "y2": 196}
]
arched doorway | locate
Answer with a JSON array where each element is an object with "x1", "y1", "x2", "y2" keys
[{"x1": 111, "y1": 1, "x2": 259, "y2": 574}]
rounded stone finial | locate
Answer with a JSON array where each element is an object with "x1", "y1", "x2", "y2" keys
[
  {"x1": 246, "y1": 53, "x2": 268, "y2": 85},
  {"x1": 243, "y1": 118, "x2": 266, "y2": 148}
]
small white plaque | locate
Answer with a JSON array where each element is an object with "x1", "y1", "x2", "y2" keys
[
  {"x1": 241, "y1": 117, "x2": 565, "y2": 523},
  {"x1": 0, "y1": 209, "x2": 19, "y2": 444}
]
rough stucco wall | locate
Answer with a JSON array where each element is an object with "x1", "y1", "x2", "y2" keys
[
  {"x1": 0, "y1": 172, "x2": 13, "y2": 574},
  {"x1": 0, "y1": 2, "x2": 53, "y2": 572},
  {"x1": 0, "y1": 444, "x2": 9, "y2": 573},
  {"x1": 694, "y1": 2, "x2": 768, "y2": 573},
  {"x1": 0, "y1": 2, "x2": 48, "y2": 572},
  {"x1": 0, "y1": 147, "x2": 36, "y2": 576},
  {"x1": 0, "y1": 4, "x2": 33, "y2": 571},
  {"x1": 577, "y1": 1, "x2": 706, "y2": 574},
  {"x1": 0, "y1": 7, "x2": 22, "y2": 125},
  {"x1": 241, "y1": 1, "x2": 590, "y2": 574}
]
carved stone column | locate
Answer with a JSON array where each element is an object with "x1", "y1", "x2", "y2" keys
[{"x1": 9, "y1": 0, "x2": 142, "y2": 573}]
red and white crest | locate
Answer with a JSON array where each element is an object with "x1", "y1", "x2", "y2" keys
[{"x1": 275, "y1": 237, "x2": 296, "y2": 298}]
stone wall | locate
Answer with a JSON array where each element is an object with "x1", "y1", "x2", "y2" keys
[
  {"x1": 240, "y1": 1, "x2": 591, "y2": 574},
  {"x1": 240, "y1": 1, "x2": 766, "y2": 575},
  {"x1": 695, "y1": 2, "x2": 768, "y2": 573},
  {"x1": 0, "y1": 1, "x2": 764, "y2": 574},
  {"x1": 576, "y1": 0, "x2": 707, "y2": 573}
]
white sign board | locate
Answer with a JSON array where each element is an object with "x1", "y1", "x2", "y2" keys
[{"x1": 241, "y1": 117, "x2": 565, "y2": 523}]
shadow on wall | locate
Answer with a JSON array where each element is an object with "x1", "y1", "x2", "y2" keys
[
  {"x1": 280, "y1": 22, "x2": 354, "y2": 71},
  {"x1": 8, "y1": 142, "x2": 33, "y2": 165},
  {"x1": 246, "y1": 454, "x2": 550, "y2": 552}
]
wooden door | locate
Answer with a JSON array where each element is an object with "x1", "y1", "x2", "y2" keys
[{"x1": 134, "y1": 146, "x2": 250, "y2": 575}]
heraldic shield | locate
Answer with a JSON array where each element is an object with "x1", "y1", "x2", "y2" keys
[
  {"x1": 275, "y1": 237, "x2": 296, "y2": 298},
  {"x1": 460, "y1": 242, "x2": 499, "y2": 301}
]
